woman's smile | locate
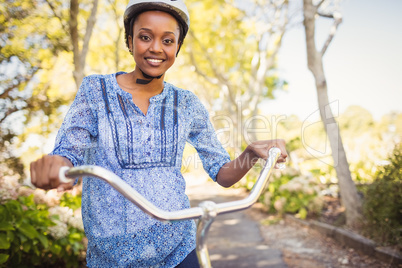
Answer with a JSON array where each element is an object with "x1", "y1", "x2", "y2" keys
[{"x1": 146, "y1": 57, "x2": 164, "y2": 65}]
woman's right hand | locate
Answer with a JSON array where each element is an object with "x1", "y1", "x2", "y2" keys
[{"x1": 30, "y1": 155, "x2": 74, "y2": 192}]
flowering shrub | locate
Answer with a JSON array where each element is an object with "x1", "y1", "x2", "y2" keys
[
  {"x1": 0, "y1": 175, "x2": 86, "y2": 267},
  {"x1": 241, "y1": 166, "x2": 324, "y2": 219}
]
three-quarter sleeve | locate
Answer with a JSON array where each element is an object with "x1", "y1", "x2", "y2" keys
[
  {"x1": 50, "y1": 77, "x2": 99, "y2": 167},
  {"x1": 186, "y1": 94, "x2": 231, "y2": 181}
]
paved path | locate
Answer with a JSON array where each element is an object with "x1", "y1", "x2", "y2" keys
[
  {"x1": 184, "y1": 172, "x2": 395, "y2": 268},
  {"x1": 185, "y1": 173, "x2": 288, "y2": 268}
]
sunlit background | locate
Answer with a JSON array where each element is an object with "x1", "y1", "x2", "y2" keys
[{"x1": 0, "y1": 0, "x2": 401, "y2": 266}]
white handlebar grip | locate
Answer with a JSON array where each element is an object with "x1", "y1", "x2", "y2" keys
[
  {"x1": 269, "y1": 147, "x2": 285, "y2": 170},
  {"x1": 276, "y1": 162, "x2": 286, "y2": 170},
  {"x1": 59, "y1": 166, "x2": 71, "y2": 184}
]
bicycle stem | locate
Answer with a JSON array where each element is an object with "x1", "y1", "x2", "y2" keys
[
  {"x1": 196, "y1": 201, "x2": 218, "y2": 268},
  {"x1": 193, "y1": 147, "x2": 281, "y2": 268}
]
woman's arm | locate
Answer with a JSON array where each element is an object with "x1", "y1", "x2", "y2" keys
[
  {"x1": 30, "y1": 76, "x2": 99, "y2": 192},
  {"x1": 216, "y1": 139, "x2": 287, "y2": 188}
]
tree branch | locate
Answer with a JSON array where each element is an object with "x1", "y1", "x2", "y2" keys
[
  {"x1": 320, "y1": 12, "x2": 342, "y2": 56},
  {"x1": 316, "y1": 0, "x2": 326, "y2": 8},
  {"x1": 69, "y1": 0, "x2": 80, "y2": 63},
  {"x1": 0, "y1": 85, "x2": 15, "y2": 100},
  {"x1": 188, "y1": 50, "x2": 217, "y2": 86},
  {"x1": 188, "y1": 32, "x2": 229, "y2": 85},
  {"x1": 303, "y1": 0, "x2": 319, "y2": 72},
  {"x1": 80, "y1": 0, "x2": 99, "y2": 68},
  {"x1": 248, "y1": 1, "x2": 288, "y2": 100},
  {"x1": 317, "y1": 11, "x2": 333, "y2": 18},
  {"x1": 0, "y1": 70, "x2": 38, "y2": 99},
  {"x1": 0, "y1": 107, "x2": 19, "y2": 124},
  {"x1": 188, "y1": 31, "x2": 237, "y2": 104},
  {"x1": 45, "y1": 0, "x2": 69, "y2": 33}
]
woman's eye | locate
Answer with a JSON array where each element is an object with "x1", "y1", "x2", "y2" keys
[
  {"x1": 163, "y1": 39, "x2": 174, "y2": 44},
  {"x1": 140, "y1": 35, "x2": 151, "y2": 41}
]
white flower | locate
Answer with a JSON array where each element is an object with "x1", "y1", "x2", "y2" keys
[
  {"x1": 0, "y1": 175, "x2": 19, "y2": 201},
  {"x1": 49, "y1": 206, "x2": 74, "y2": 223},
  {"x1": 3, "y1": 175, "x2": 19, "y2": 189},
  {"x1": 48, "y1": 206, "x2": 82, "y2": 238},
  {"x1": 44, "y1": 190, "x2": 60, "y2": 207},
  {"x1": 48, "y1": 220, "x2": 69, "y2": 239},
  {"x1": 302, "y1": 185, "x2": 314, "y2": 195},
  {"x1": 308, "y1": 176, "x2": 317, "y2": 184},
  {"x1": 274, "y1": 197, "x2": 286, "y2": 212},
  {"x1": 287, "y1": 168, "x2": 300, "y2": 177},
  {"x1": 293, "y1": 182, "x2": 302, "y2": 192},
  {"x1": 69, "y1": 208, "x2": 84, "y2": 231},
  {"x1": 17, "y1": 186, "x2": 34, "y2": 197},
  {"x1": 68, "y1": 216, "x2": 84, "y2": 231},
  {"x1": 0, "y1": 188, "x2": 15, "y2": 202},
  {"x1": 33, "y1": 189, "x2": 47, "y2": 204}
]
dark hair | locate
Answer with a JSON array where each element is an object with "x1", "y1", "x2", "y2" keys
[{"x1": 124, "y1": 10, "x2": 186, "y2": 54}]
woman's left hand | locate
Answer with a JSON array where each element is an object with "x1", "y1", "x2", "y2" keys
[
  {"x1": 246, "y1": 139, "x2": 288, "y2": 168},
  {"x1": 217, "y1": 139, "x2": 288, "y2": 187}
]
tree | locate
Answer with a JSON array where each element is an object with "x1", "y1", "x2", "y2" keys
[
  {"x1": 0, "y1": 0, "x2": 100, "y2": 176},
  {"x1": 302, "y1": 0, "x2": 363, "y2": 227},
  {"x1": 179, "y1": 0, "x2": 291, "y2": 155},
  {"x1": 0, "y1": 0, "x2": 69, "y2": 175},
  {"x1": 45, "y1": 0, "x2": 99, "y2": 89},
  {"x1": 105, "y1": 0, "x2": 125, "y2": 72}
]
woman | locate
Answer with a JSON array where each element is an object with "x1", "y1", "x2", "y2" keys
[{"x1": 30, "y1": 0, "x2": 287, "y2": 267}]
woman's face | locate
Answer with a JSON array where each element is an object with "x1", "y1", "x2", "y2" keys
[{"x1": 129, "y1": 10, "x2": 181, "y2": 78}]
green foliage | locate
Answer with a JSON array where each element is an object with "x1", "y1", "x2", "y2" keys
[
  {"x1": 265, "y1": 172, "x2": 323, "y2": 219},
  {"x1": 339, "y1": 106, "x2": 374, "y2": 134},
  {"x1": 172, "y1": 0, "x2": 289, "y2": 154},
  {"x1": 60, "y1": 191, "x2": 82, "y2": 211},
  {"x1": 362, "y1": 143, "x2": 402, "y2": 248},
  {"x1": 0, "y1": 193, "x2": 86, "y2": 267},
  {"x1": 240, "y1": 166, "x2": 324, "y2": 219}
]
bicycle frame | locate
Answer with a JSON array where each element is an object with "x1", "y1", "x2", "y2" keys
[{"x1": 58, "y1": 147, "x2": 282, "y2": 268}]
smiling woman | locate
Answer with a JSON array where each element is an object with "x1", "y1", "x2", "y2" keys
[
  {"x1": 117, "y1": 10, "x2": 182, "y2": 114},
  {"x1": 28, "y1": 0, "x2": 288, "y2": 267},
  {"x1": 128, "y1": 10, "x2": 181, "y2": 86}
]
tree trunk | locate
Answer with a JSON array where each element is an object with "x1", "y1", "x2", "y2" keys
[
  {"x1": 69, "y1": 0, "x2": 99, "y2": 89},
  {"x1": 303, "y1": 0, "x2": 363, "y2": 227}
]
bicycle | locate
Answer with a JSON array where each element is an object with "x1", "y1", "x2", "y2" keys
[{"x1": 30, "y1": 147, "x2": 282, "y2": 268}]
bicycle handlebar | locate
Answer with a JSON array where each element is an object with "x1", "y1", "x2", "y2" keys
[
  {"x1": 59, "y1": 147, "x2": 282, "y2": 222},
  {"x1": 27, "y1": 147, "x2": 282, "y2": 268}
]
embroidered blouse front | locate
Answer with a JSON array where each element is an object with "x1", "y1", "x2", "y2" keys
[{"x1": 51, "y1": 73, "x2": 231, "y2": 267}]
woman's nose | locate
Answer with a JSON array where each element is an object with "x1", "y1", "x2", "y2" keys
[{"x1": 149, "y1": 40, "x2": 162, "y2": 53}]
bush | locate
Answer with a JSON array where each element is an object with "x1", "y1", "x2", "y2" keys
[
  {"x1": 362, "y1": 143, "x2": 402, "y2": 249},
  {"x1": 0, "y1": 179, "x2": 86, "y2": 267},
  {"x1": 264, "y1": 170, "x2": 324, "y2": 219},
  {"x1": 239, "y1": 165, "x2": 324, "y2": 219}
]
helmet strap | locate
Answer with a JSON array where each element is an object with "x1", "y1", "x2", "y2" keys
[{"x1": 136, "y1": 68, "x2": 163, "y2": 85}]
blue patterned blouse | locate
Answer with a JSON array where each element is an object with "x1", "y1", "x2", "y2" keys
[{"x1": 51, "y1": 73, "x2": 231, "y2": 267}]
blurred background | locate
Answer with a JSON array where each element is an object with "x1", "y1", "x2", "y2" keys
[{"x1": 0, "y1": 0, "x2": 401, "y2": 266}]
